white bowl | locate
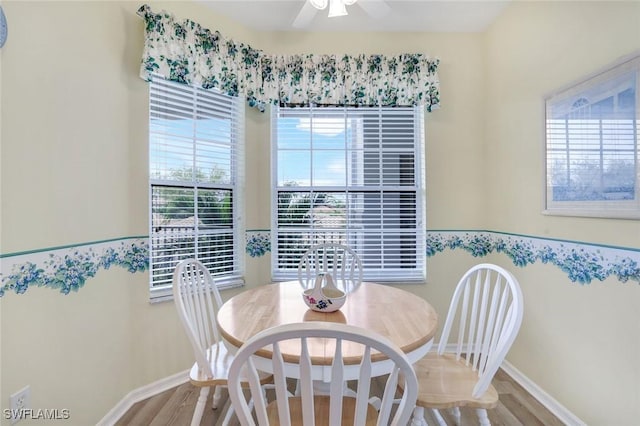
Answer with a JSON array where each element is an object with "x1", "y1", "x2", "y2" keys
[{"x1": 302, "y1": 287, "x2": 346, "y2": 313}]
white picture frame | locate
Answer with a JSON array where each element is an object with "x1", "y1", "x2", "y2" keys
[{"x1": 544, "y1": 52, "x2": 640, "y2": 219}]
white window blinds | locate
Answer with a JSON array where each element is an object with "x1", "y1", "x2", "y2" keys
[
  {"x1": 545, "y1": 54, "x2": 640, "y2": 218},
  {"x1": 149, "y1": 77, "x2": 244, "y2": 298},
  {"x1": 272, "y1": 105, "x2": 425, "y2": 282}
]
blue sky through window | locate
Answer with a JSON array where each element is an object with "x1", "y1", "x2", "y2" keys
[
  {"x1": 150, "y1": 117, "x2": 232, "y2": 184},
  {"x1": 277, "y1": 117, "x2": 353, "y2": 187}
]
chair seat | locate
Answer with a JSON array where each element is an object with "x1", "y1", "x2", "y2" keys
[
  {"x1": 401, "y1": 264, "x2": 522, "y2": 426},
  {"x1": 266, "y1": 396, "x2": 379, "y2": 425},
  {"x1": 409, "y1": 352, "x2": 499, "y2": 410},
  {"x1": 189, "y1": 341, "x2": 272, "y2": 387}
]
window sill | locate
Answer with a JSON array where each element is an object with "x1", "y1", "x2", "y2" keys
[{"x1": 149, "y1": 276, "x2": 245, "y2": 304}]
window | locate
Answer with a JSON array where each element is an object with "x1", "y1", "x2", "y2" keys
[
  {"x1": 149, "y1": 77, "x2": 244, "y2": 300},
  {"x1": 545, "y1": 53, "x2": 640, "y2": 218},
  {"x1": 272, "y1": 105, "x2": 425, "y2": 282}
]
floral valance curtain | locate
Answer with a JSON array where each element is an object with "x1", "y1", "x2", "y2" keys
[{"x1": 137, "y1": 4, "x2": 440, "y2": 112}]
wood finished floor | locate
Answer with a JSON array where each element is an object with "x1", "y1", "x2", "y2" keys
[{"x1": 115, "y1": 368, "x2": 565, "y2": 425}]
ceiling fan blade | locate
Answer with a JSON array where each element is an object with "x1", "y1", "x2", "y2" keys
[
  {"x1": 357, "y1": 0, "x2": 391, "y2": 19},
  {"x1": 292, "y1": 1, "x2": 319, "y2": 29}
]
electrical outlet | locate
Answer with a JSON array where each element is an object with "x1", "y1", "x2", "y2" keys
[{"x1": 9, "y1": 386, "x2": 30, "y2": 424}]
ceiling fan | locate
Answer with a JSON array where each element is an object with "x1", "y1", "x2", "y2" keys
[{"x1": 292, "y1": 0, "x2": 391, "y2": 28}]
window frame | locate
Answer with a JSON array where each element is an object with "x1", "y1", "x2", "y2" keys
[
  {"x1": 544, "y1": 52, "x2": 640, "y2": 219},
  {"x1": 148, "y1": 77, "x2": 245, "y2": 302},
  {"x1": 271, "y1": 104, "x2": 426, "y2": 283}
]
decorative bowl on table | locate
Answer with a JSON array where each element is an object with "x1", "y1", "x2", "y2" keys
[{"x1": 302, "y1": 272, "x2": 346, "y2": 313}]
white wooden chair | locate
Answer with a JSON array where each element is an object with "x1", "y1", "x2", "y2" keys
[
  {"x1": 172, "y1": 259, "x2": 272, "y2": 425},
  {"x1": 402, "y1": 263, "x2": 524, "y2": 426},
  {"x1": 227, "y1": 321, "x2": 419, "y2": 426},
  {"x1": 297, "y1": 243, "x2": 363, "y2": 293}
]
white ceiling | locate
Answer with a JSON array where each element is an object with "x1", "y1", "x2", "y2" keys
[{"x1": 201, "y1": 0, "x2": 511, "y2": 33}]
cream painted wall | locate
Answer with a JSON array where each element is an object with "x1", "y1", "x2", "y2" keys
[
  {"x1": 0, "y1": 2, "x2": 251, "y2": 425},
  {"x1": 0, "y1": 2, "x2": 151, "y2": 424},
  {"x1": 485, "y1": 2, "x2": 640, "y2": 424},
  {"x1": 2, "y1": 1, "x2": 135, "y2": 253},
  {"x1": 0, "y1": 0, "x2": 3, "y2": 415}
]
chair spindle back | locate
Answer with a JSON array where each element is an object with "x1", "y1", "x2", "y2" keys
[
  {"x1": 228, "y1": 322, "x2": 418, "y2": 426},
  {"x1": 298, "y1": 243, "x2": 363, "y2": 293},
  {"x1": 437, "y1": 263, "x2": 523, "y2": 398},
  {"x1": 173, "y1": 259, "x2": 224, "y2": 378}
]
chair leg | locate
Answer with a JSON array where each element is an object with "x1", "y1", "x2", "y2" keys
[
  {"x1": 432, "y1": 408, "x2": 447, "y2": 426},
  {"x1": 220, "y1": 401, "x2": 235, "y2": 426},
  {"x1": 191, "y1": 387, "x2": 210, "y2": 426},
  {"x1": 450, "y1": 406, "x2": 461, "y2": 425},
  {"x1": 212, "y1": 385, "x2": 223, "y2": 409},
  {"x1": 410, "y1": 406, "x2": 428, "y2": 426},
  {"x1": 222, "y1": 385, "x2": 263, "y2": 426},
  {"x1": 476, "y1": 408, "x2": 491, "y2": 426}
]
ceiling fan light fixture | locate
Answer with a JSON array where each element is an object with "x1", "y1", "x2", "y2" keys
[
  {"x1": 310, "y1": 0, "x2": 328, "y2": 10},
  {"x1": 327, "y1": 0, "x2": 348, "y2": 17}
]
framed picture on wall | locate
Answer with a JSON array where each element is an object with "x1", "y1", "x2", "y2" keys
[{"x1": 544, "y1": 52, "x2": 640, "y2": 219}]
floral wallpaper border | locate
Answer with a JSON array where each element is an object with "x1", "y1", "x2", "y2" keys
[
  {"x1": 247, "y1": 230, "x2": 640, "y2": 285},
  {"x1": 2, "y1": 230, "x2": 638, "y2": 298},
  {"x1": 246, "y1": 230, "x2": 271, "y2": 258},
  {"x1": 0, "y1": 238, "x2": 148, "y2": 297},
  {"x1": 428, "y1": 230, "x2": 640, "y2": 284}
]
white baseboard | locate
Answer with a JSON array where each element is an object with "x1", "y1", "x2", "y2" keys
[
  {"x1": 500, "y1": 360, "x2": 586, "y2": 426},
  {"x1": 97, "y1": 370, "x2": 189, "y2": 426},
  {"x1": 439, "y1": 344, "x2": 585, "y2": 425}
]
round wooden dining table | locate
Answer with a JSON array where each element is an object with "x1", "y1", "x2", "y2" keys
[{"x1": 217, "y1": 281, "x2": 439, "y2": 381}]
